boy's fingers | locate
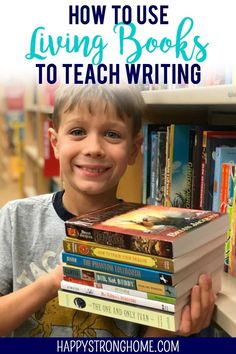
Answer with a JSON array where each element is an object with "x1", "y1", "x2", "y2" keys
[
  {"x1": 190, "y1": 285, "x2": 202, "y2": 327},
  {"x1": 198, "y1": 274, "x2": 216, "y2": 328},
  {"x1": 178, "y1": 304, "x2": 192, "y2": 336}
]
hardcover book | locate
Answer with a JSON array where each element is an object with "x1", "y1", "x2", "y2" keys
[{"x1": 65, "y1": 201, "x2": 228, "y2": 258}]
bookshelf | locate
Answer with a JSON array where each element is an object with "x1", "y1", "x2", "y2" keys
[
  {"x1": 215, "y1": 272, "x2": 236, "y2": 337},
  {"x1": 118, "y1": 84, "x2": 236, "y2": 337},
  {"x1": 23, "y1": 85, "x2": 58, "y2": 197},
  {"x1": 118, "y1": 85, "x2": 236, "y2": 203},
  {"x1": 0, "y1": 104, "x2": 9, "y2": 185}
]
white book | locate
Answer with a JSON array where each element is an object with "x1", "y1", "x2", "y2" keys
[{"x1": 60, "y1": 279, "x2": 185, "y2": 313}]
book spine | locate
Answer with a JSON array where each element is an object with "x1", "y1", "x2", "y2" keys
[
  {"x1": 220, "y1": 163, "x2": 230, "y2": 213},
  {"x1": 62, "y1": 252, "x2": 174, "y2": 285},
  {"x1": 149, "y1": 131, "x2": 158, "y2": 204},
  {"x1": 58, "y1": 290, "x2": 178, "y2": 331},
  {"x1": 142, "y1": 123, "x2": 149, "y2": 203},
  {"x1": 155, "y1": 131, "x2": 167, "y2": 206},
  {"x1": 63, "y1": 238, "x2": 174, "y2": 272},
  {"x1": 60, "y1": 280, "x2": 176, "y2": 312},
  {"x1": 199, "y1": 131, "x2": 207, "y2": 209},
  {"x1": 65, "y1": 224, "x2": 174, "y2": 259},
  {"x1": 63, "y1": 274, "x2": 178, "y2": 304},
  {"x1": 164, "y1": 125, "x2": 172, "y2": 207},
  {"x1": 62, "y1": 264, "x2": 177, "y2": 297},
  {"x1": 212, "y1": 147, "x2": 222, "y2": 212}
]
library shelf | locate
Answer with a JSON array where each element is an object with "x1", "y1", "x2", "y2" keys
[{"x1": 215, "y1": 272, "x2": 236, "y2": 337}]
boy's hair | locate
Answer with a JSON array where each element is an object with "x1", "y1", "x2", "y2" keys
[{"x1": 52, "y1": 84, "x2": 145, "y2": 136}]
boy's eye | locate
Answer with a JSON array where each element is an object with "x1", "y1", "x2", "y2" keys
[
  {"x1": 70, "y1": 128, "x2": 86, "y2": 136},
  {"x1": 105, "y1": 131, "x2": 121, "y2": 139}
]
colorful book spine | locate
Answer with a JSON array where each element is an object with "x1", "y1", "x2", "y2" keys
[
  {"x1": 63, "y1": 275, "x2": 181, "y2": 304},
  {"x1": 169, "y1": 125, "x2": 195, "y2": 208},
  {"x1": 63, "y1": 237, "x2": 175, "y2": 272},
  {"x1": 58, "y1": 290, "x2": 180, "y2": 332},
  {"x1": 62, "y1": 252, "x2": 174, "y2": 285},
  {"x1": 220, "y1": 163, "x2": 230, "y2": 213},
  {"x1": 229, "y1": 166, "x2": 236, "y2": 276},
  {"x1": 60, "y1": 280, "x2": 179, "y2": 312},
  {"x1": 213, "y1": 146, "x2": 236, "y2": 212},
  {"x1": 199, "y1": 130, "x2": 207, "y2": 209},
  {"x1": 155, "y1": 130, "x2": 167, "y2": 206},
  {"x1": 149, "y1": 131, "x2": 158, "y2": 204},
  {"x1": 62, "y1": 264, "x2": 177, "y2": 297}
]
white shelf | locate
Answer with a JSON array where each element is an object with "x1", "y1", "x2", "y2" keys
[
  {"x1": 142, "y1": 85, "x2": 236, "y2": 105},
  {"x1": 214, "y1": 272, "x2": 236, "y2": 336}
]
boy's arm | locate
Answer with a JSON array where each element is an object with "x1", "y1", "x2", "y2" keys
[
  {"x1": 0, "y1": 265, "x2": 62, "y2": 336},
  {"x1": 143, "y1": 273, "x2": 216, "y2": 337}
]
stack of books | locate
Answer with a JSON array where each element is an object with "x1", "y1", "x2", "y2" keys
[{"x1": 58, "y1": 202, "x2": 228, "y2": 332}]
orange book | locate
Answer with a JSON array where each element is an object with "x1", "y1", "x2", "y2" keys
[{"x1": 220, "y1": 163, "x2": 230, "y2": 213}]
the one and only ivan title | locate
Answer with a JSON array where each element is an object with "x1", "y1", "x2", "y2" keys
[{"x1": 25, "y1": 3, "x2": 209, "y2": 85}]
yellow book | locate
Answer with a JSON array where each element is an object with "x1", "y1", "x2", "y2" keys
[{"x1": 58, "y1": 290, "x2": 181, "y2": 332}]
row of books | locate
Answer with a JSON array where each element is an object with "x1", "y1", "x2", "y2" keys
[
  {"x1": 142, "y1": 124, "x2": 236, "y2": 211},
  {"x1": 58, "y1": 202, "x2": 228, "y2": 331}
]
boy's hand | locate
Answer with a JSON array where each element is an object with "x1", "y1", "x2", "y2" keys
[
  {"x1": 177, "y1": 273, "x2": 216, "y2": 336},
  {"x1": 143, "y1": 273, "x2": 216, "y2": 337},
  {"x1": 38, "y1": 264, "x2": 63, "y2": 299}
]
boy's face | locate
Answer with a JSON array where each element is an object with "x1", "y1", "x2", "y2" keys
[{"x1": 49, "y1": 100, "x2": 142, "y2": 202}]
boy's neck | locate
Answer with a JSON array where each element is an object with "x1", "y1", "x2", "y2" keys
[{"x1": 62, "y1": 188, "x2": 120, "y2": 216}]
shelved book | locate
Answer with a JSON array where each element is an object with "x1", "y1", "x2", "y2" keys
[{"x1": 65, "y1": 201, "x2": 228, "y2": 258}]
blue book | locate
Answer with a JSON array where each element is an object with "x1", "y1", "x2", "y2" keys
[
  {"x1": 149, "y1": 131, "x2": 158, "y2": 204},
  {"x1": 142, "y1": 124, "x2": 166, "y2": 204},
  {"x1": 213, "y1": 147, "x2": 236, "y2": 212},
  {"x1": 62, "y1": 251, "x2": 176, "y2": 285},
  {"x1": 169, "y1": 125, "x2": 195, "y2": 208}
]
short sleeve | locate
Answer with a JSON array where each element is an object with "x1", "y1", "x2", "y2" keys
[{"x1": 0, "y1": 203, "x2": 14, "y2": 294}]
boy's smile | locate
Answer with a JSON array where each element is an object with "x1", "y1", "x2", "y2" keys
[{"x1": 49, "y1": 100, "x2": 142, "y2": 215}]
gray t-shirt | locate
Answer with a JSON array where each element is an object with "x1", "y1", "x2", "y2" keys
[{"x1": 0, "y1": 193, "x2": 140, "y2": 337}]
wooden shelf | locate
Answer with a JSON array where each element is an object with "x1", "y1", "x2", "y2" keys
[
  {"x1": 142, "y1": 85, "x2": 236, "y2": 105},
  {"x1": 23, "y1": 186, "x2": 37, "y2": 198},
  {"x1": 214, "y1": 272, "x2": 236, "y2": 337},
  {"x1": 24, "y1": 145, "x2": 44, "y2": 168}
]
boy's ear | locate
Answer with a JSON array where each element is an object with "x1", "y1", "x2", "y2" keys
[
  {"x1": 48, "y1": 127, "x2": 59, "y2": 159},
  {"x1": 128, "y1": 132, "x2": 143, "y2": 165}
]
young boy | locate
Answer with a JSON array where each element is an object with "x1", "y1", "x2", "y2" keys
[{"x1": 0, "y1": 84, "x2": 215, "y2": 337}]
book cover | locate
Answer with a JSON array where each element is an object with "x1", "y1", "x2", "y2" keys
[
  {"x1": 65, "y1": 201, "x2": 228, "y2": 258},
  {"x1": 58, "y1": 290, "x2": 181, "y2": 332}
]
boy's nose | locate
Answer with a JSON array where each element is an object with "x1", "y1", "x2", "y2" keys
[{"x1": 83, "y1": 134, "x2": 105, "y2": 158}]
